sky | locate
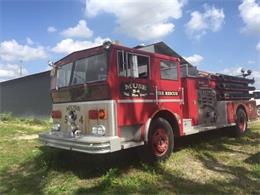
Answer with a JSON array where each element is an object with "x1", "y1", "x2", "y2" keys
[{"x1": 0, "y1": 0, "x2": 259, "y2": 88}]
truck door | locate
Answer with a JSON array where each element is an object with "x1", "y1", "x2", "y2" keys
[
  {"x1": 154, "y1": 58, "x2": 183, "y2": 112},
  {"x1": 116, "y1": 50, "x2": 157, "y2": 137}
]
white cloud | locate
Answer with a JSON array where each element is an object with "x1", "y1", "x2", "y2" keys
[
  {"x1": 252, "y1": 69, "x2": 260, "y2": 89},
  {"x1": 26, "y1": 37, "x2": 34, "y2": 45},
  {"x1": 0, "y1": 63, "x2": 29, "y2": 81},
  {"x1": 186, "y1": 5, "x2": 225, "y2": 40},
  {"x1": 52, "y1": 37, "x2": 110, "y2": 54},
  {"x1": 85, "y1": 0, "x2": 185, "y2": 41},
  {"x1": 239, "y1": 0, "x2": 260, "y2": 35},
  {"x1": 248, "y1": 60, "x2": 255, "y2": 64},
  {"x1": 47, "y1": 26, "x2": 57, "y2": 33},
  {"x1": 61, "y1": 20, "x2": 93, "y2": 38},
  {"x1": 184, "y1": 54, "x2": 204, "y2": 65},
  {"x1": 222, "y1": 67, "x2": 243, "y2": 76},
  {"x1": 0, "y1": 39, "x2": 47, "y2": 62},
  {"x1": 257, "y1": 41, "x2": 260, "y2": 51}
]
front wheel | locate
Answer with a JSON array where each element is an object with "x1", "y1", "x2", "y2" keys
[{"x1": 138, "y1": 117, "x2": 174, "y2": 163}]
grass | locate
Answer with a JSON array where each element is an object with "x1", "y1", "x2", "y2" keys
[{"x1": 0, "y1": 114, "x2": 259, "y2": 194}]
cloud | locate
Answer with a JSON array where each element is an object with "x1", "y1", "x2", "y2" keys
[
  {"x1": 26, "y1": 37, "x2": 34, "y2": 45},
  {"x1": 239, "y1": 0, "x2": 260, "y2": 36},
  {"x1": 0, "y1": 63, "x2": 29, "y2": 81},
  {"x1": 252, "y1": 69, "x2": 260, "y2": 89},
  {"x1": 52, "y1": 37, "x2": 110, "y2": 54},
  {"x1": 186, "y1": 5, "x2": 225, "y2": 40},
  {"x1": 248, "y1": 60, "x2": 255, "y2": 64},
  {"x1": 61, "y1": 20, "x2": 93, "y2": 38},
  {"x1": 257, "y1": 41, "x2": 260, "y2": 51},
  {"x1": 85, "y1": 0, "x2": 185, "y2": 41},
  {"x1": 0, "y1": 39, "x2": 47, "y2": 62},
  {"x1": 222, "y1": 67, "x2": 243, "y2": 76},
  {"x1": 47, "y1": 26, "x2": 57, "y2": 33},
  {"x1": 184, "y1": 54, "x2": 204, "y2": 65}
]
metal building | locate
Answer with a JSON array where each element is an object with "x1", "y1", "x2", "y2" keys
[{"x1": 0, "y1": 71, "x2": 52, "y2": 118}]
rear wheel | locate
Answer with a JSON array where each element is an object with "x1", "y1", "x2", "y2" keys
[
  {"x1": 138, "y1": 117, "x2": 174, "y2": 163},
  {"x1": 232, "y1": 108, "x2": 248, "y2": 137},
  {"x1": 257, "y1": 105, "x2": 260, "y2": 117}
]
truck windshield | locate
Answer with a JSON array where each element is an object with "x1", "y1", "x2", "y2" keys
[
  {"x1": 72, "y1": 53, "x2": 107, "y2": 85},
  {"x1": 55, "y1": 53, "x2": 107, "y2": 88},
  {"x1": 56, "y1": 62, "x2": 73, "y2": 88}
]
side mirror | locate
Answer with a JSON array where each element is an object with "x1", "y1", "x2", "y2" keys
[
  {"x1": 50, "y1": 68, "x2": 57, "y2": 77},
  {"x1": 48, "y1": 61, "x2": 57, "y2": 77}
]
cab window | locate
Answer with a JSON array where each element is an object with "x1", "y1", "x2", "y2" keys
[
  {"x1": 160, "y1": 60, "x2": 178, "y2": 80},
  {"x1": 117, "y1": 51, "x2": 149, "y2": 79}
]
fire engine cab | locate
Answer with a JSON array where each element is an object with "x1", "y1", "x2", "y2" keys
[{"x1": 39, "y1": 41, "x2": 258, "y2": 162}]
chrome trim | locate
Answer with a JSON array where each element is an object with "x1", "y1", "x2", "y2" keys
[
  {"x1": 39, "y1": 132, "x2": 121, "y2": 154},
  {"x1": 181, "y1": 87, "x2": 184, "y2": 104},
  {"x1": 183, "y1": 122, "x2": 236, "y2": 135},
  {"x1": 53, "y1": 100, "x2": 115, "y2": 106},
  {"x1": 121, "y1": 141, "x2": 144, "y2": 149},
  {"x1": 117, "y1": 99, "x2": 182, "y2": 103},
  {"x1": 111, "y1": 101, "x2": 117, "y2": 136},
  {"x1": 144, "y1": 118, "x2": 152, "y2": 142}
]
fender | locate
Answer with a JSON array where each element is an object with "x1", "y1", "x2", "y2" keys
[{"x1": 143, "y1": 108, "x2": 181, "y2": 142}]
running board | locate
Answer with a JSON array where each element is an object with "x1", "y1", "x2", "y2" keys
[{"x1": 183, "y1": 118, "x2": 236, "y2": 135}]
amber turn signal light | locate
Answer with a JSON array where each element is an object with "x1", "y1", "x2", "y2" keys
[{"x1": 98, "y1": 109, "x2": 107, "y2": 119}]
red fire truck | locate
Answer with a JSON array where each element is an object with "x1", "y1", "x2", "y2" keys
[{"x1": 39, "y1": 41, "x2": 258, "y2": 162}]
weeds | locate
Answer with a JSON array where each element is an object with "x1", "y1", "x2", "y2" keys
[
  {"x1": 0, "y1": 118, "x2": 259, "y2": 194},
  {"x1": 0, "y1": 112, "x2": 13, "y2": 121}
]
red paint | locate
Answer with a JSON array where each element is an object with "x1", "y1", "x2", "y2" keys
[
  {"x1": 181, "y1": 78, "x2": 199, "y2": 125},
  {"x1": 152, "y1": 128, "x2": 169, "y2": 156},
  {"x1": 50, "y1": 43, "x2": 258, "y2": 141},
  {"x1": 51, "y1": 110, "x2": 62, "y2": 119},
  {"x1": 226, "y1": 101, "x2": 258, "y2": 124},
  {"x1": 88, "y1": 110, "x2": 98, "y2": 120},
  {"x1": 238, "y1": 117, "x2": 246, "y2": 132},
  {"x1": 227, "y1": 102, "x2": 235, "y2": 124}
]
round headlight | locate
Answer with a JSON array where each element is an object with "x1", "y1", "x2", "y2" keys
[
  {"x1": 92, "y1": 126, "x2": 98, "y2": 135},
  {"x1": 97, "y1": 125, "x2": 106, "y2": 136},
  {"x1": 52, "y1": 123, "x2": 60, "y2": 131}
]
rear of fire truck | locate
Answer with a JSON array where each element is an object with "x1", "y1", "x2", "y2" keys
[{"x1": 181, "y1": 68, "x2": 258, "y2": 137}]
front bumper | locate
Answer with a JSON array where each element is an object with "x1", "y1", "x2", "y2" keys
[{"x1": 39, "y1": 132, "x2": 121, "y2": 154}]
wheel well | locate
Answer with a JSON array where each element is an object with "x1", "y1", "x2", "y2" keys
[
  {"x1": 153, "y1": 110, "x2": 180, "y2": 137},
  {"x1": 236, "y1": 105, "x2": 247, "y2": 120}
]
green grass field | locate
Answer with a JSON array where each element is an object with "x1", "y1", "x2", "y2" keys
[{"x1": 0, "y1": 114, "x2": 259, "y2": 194}]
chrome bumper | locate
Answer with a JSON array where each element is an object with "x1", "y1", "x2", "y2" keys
[{"x1": 39, "y1": 132, "x2": 121, "y2": 154}]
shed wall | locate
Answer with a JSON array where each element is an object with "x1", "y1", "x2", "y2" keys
[{"x1": 0, "y1": 71, "x2": 52, "y2": 118}]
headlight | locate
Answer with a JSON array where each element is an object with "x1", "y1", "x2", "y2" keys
[
  {"x1": 92, "y1": 125, "x2": 106, "y2": 136},
  {"x1": 92, "y1": 126, "x2": 98, "y2": 135},
  {"x1": 52, "y1": 123, "x2": 61, "y2": 131}
]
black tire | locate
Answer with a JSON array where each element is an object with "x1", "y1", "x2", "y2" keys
[
  {"x1": 138, "y1": 117, "x2": 174, "y2": 163},
  {"x1": 232, "y1": 108, "x2": 248, "y2": 137},
  {"x1": 257, "y1": 105, "x2": 260, "y2": 118}
]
